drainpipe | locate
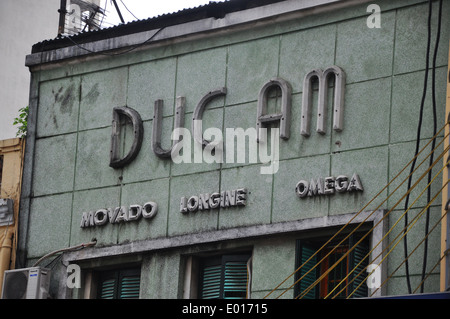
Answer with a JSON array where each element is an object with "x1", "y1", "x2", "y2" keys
[{"x1": 0, "y1": 229, "x2": 14, "y2": 297}]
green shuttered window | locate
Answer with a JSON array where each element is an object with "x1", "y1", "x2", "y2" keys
[
  {"x1": 295, "y1": 234, "x2": 369, "y2": 299},
  {"x1": 98, "y1": 268, "x2": 141, "y2": 299},
  {"x1": 200, "y1": 254, "x2": 251, "y2": 299},
  {"x1": 296, "y1": 242, "x2": 320, "y2": 299}
]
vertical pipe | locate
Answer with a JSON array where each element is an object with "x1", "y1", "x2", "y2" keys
[
  {"x1": 0, "y1": 229, "x2": 14, "y2": 297},
  {"x1": 58, "y1": 0, "x2": 67, "y2": 35}
]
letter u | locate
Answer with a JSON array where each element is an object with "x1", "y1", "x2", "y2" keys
[{"x1": 152, "y1": 97, "x2": 186, "y2": 158}]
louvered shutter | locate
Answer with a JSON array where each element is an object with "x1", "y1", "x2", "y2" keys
[
  {"x1": 201, "y1": 264, "x2": 222, "y2": 299},
  {"x1": 295, "y1": 241, "x2": 319, "y2": 299},
  {"x1": 200, "y1": 254, "x2": 251, "y2": 299},
  {"x1": 100, "y1": 277, "x2": 116, "y2": 299},
  {"x1": 98, "y1": 268, "x2": 140, "y2": 299},
  {"x1": 348, "y1": 235, "x2": 369, "y2": 298},
  {"x1": 223, "y1": 257, "x2": 249, "y2": 299},
  {"x1": 119, "y1": 270, "x2": 141, "y2": 299}
]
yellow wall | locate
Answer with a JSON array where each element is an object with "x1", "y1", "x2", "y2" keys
[{"x1": 0, "y1": 138, "x2": 25, "y2": 296}]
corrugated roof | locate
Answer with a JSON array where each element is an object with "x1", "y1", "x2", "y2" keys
[{"x1": 32, "y1": 0, "x2": 287, "y2": 53}]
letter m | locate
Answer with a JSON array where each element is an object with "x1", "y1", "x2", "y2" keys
[
  {"x1": 80, "y1": 211, "x2": 94, "y2": 228},
  {"x1": 301, "y1": 66, "x2": 346, "y2": 137}
]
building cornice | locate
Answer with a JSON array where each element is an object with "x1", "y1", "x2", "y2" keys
[{"x1": 25, "y1": 0, "x2": 369, "y2": 69}]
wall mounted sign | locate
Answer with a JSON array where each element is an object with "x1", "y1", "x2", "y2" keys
[
  {"x1": 295, "y1": 173, "x2": 363, "y2": 198},
  {"x1": 180, "y1": 188, "x2": 247, "y2": 213},
  {"x1": 80, "y1": 201, "x2": 158, "y2": 228},
  {"x1": 108, "y1": 66, "x2": 346, "y2": 172}
]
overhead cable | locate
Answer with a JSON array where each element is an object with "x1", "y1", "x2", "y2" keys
[{"x1": 263, "y1": 119, "x2": 449, "y2": 299}]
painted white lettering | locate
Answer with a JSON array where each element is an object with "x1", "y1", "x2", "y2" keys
[{"x1": 366, "y1": 4, "x2": 381, "y2": 29}]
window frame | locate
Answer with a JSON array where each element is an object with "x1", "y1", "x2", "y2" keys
[
  {"x1": 294, "y1": 231, "x2": 370, "y2": 299},
  {"x1": 97, "y1": 267, "x2": 141, "y2": 299},
  {"x1": 197, "y1": 252, "x2": 252, "y2": 300}
]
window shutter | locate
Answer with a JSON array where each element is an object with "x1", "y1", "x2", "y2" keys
[
  {"x1": 200, "y1": 254, "x2": 251, "y2": 299},
  {"x1": 223, "y1": 260, "x2": 248, "y2": 299},
  {"x1": 119, "y1": 272, "x2": 141, "y2": 299},
  {"x1": 98, "y1": 268, "x2": 140, "y2": 299},
  {"x1": 100, "y1": 277, "x2": 116, "y2": 299},
  {"x1": 348, "y1": 235, "x2": 369, "y2": 298},
  {"x1": 295, "y1": 241, "x2": 319, "y2": 299},
  {"x1": 201, "y1": 264, "x2": 222, "y2": 299}
]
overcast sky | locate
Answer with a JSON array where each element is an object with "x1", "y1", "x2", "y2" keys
[{"x1": 100, "y1": 0, "x2": 225, "y2": 27}]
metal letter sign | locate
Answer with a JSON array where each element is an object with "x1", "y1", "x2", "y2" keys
[
  {"x1": 109, "y1": 106, "x2": 144, "y2": 168},
  {"x1": 192, "y1": 88, "x2": 227, "y2": 147},
  {"x1": 301, "y1": 66, "x2": 346, "y2": 137},
  {"x1": 295, "y1": 174, "x2": 363, "y2": 198},
  {"x1": 108, "y1": 67, "x2": 346, "y2": 169},
  {"x1": 256, "y1": 78, "x2": 292, "y2": 142},
  {"x1": 152, "y1": 97, "x2": 186, "y2": 158}
]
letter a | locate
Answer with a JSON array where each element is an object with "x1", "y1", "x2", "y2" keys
[
  {"x1": 67, "y1": 264, "x2": 81, "y2": 289},
  {"x1": 256, "y1": 78, "x2": 292, "y2": 142},
  {"x1": 366, "y1": 4, "x2": 381, "y2": 29}
]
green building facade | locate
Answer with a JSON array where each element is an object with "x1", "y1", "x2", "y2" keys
[{"x1": 19, "y1": 0, "x2": 449, "y2": 299}]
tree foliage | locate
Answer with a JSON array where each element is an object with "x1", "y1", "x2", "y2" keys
[{"x1": 13, "y1": 106, "x2": 28, "y2": 138}]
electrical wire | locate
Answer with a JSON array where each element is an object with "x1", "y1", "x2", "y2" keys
[
  {"x1": 298, "y1": 151, "x2": 449, "y2": 299},
  {"x1": 371, "y1": 199, "x2": 448, "y2": 297},
  {"x1": 32, "y1": 240, "x2": 97, "y2": 267},
  {"x1": 119, "y1": 0, "x2": 139, "y2": 20},
  {"x1": 403, "y1": 0, "x2": 433, "y2": 294},
  {"x1": 64, "y1": 26, "x2": 164, "y2": 56},
  {"x1": 421, "y1": 0, "x2": 443, "y2": 293},
  {"x1": 264, "y1": 120, "x2": 448, "y2": 298},
  {"x1": 413, "y1": 253, "x2": 446, "y2": 294},
  {"x1": 346, "y1": 169, "x2": 449, "y2": 298},
  {"x1": 263, "y1": 121, "x2": 449, "y2": 299},
  {"x1": 330, "y1": 167, "x2": 449, "y2": 299}
]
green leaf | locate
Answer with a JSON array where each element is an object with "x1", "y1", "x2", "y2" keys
[{"x1": 13, "y1": 106, "x2": 29, "y2": 138}]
